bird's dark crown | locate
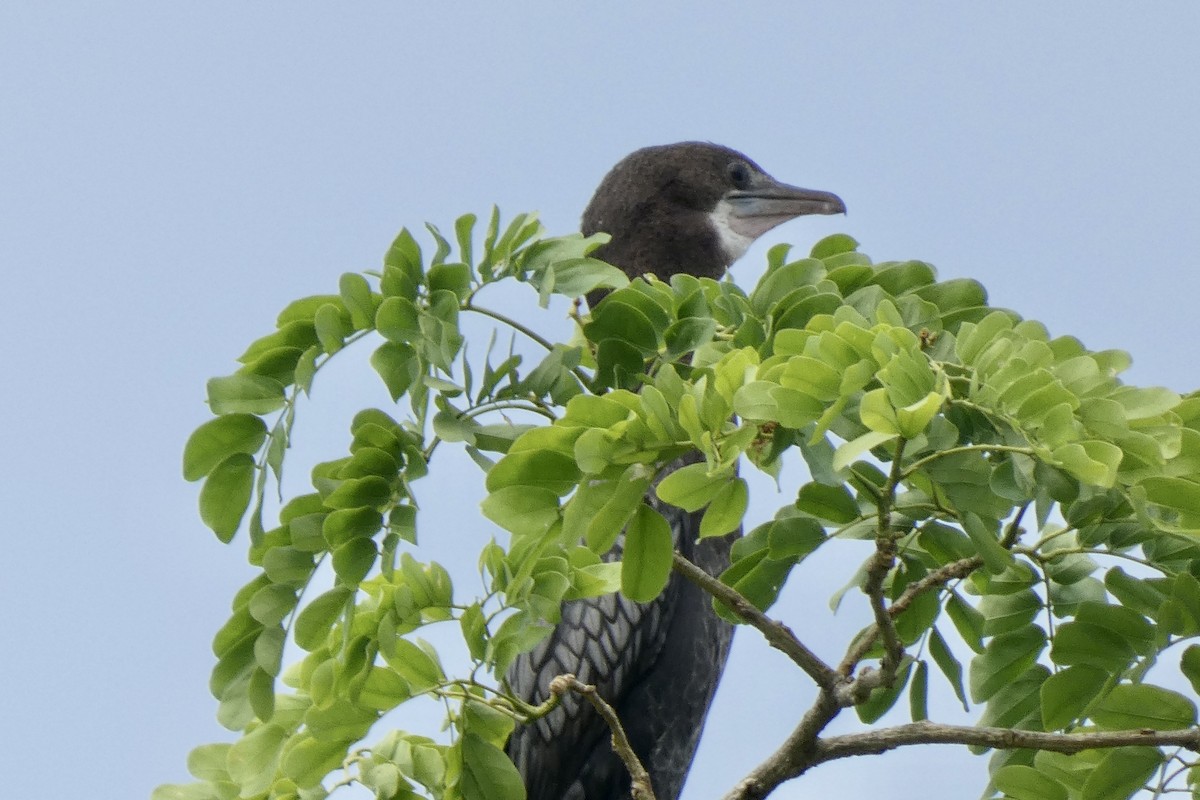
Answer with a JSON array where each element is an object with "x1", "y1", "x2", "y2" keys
[{"x1": 581, "y1": 142, "x2": 844, "y2": 292}]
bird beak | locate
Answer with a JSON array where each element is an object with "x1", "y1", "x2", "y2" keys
[{"x1": 725, "y1": 179, "x2": 846, "y2": 239}]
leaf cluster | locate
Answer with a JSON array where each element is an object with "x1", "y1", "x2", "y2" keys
[{"x1": 163, "y1": 215, "x2": 1200, "y2": 800}]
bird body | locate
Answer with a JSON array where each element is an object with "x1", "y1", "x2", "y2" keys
[{"x1": 506, "y1": 142, "x2": 845, "y2": 800}]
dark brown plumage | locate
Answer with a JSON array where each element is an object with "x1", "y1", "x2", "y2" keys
[{"x1": 506, "y1": 142, "x2": 844, "y2": 800}]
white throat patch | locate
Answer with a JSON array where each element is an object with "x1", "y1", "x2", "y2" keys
[{"x1": 708, "y1": 198, "x2": 756, "y2": 263}]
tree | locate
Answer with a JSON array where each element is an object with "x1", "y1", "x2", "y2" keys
[{"x1": 157, "y1": 210, "x2": 1200, "y2": 800}]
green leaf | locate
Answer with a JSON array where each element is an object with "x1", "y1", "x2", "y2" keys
[
  {"x1": 183, "y1": 414, "x2": 268, "y2": 481},
  {"x1": 656, "y1": 462, "x2": 731, "y2": 512},
  {"x1": 946, "y1": 592, "x2": 986, "y2": 652},
  {"x1": 339, "y1": 272, "x2": 376, "y2": 329},
  {"x1": 206, "y1": 374, "x2": 286, "y2": 415},
  {"x1": 766, "y1": 516, "x2": 826, "y2": 561},
  {"x1": 460, "y1": 603, "x2": 487, "y2": 661},
  {"x1": 585, "y1": 298, "x2": 660, "y2": 355},
  {"x1": 432, "y1": 409, "x2": 479, "y2": 444},
  {"x1": 323, "y1": 507, "x2": 383, "y2": 546},
  {"x1": 454, "y1": 212, "x2": 476, "y2": 264},
  {"x1": 546, "y1": 257, "x2": 629, "y2": 298},
  {"x1": 480, "y1": 486, "x2": 560, "y2": 539},
  {"x1": 810, "y1": 233, "x2": 859, "y2": 260},
  {"x1": 795, "y1": 482, "x2": 859, "y2": 523},
  {"x1": 458, "y1": 732, "x2": 526, "y2": 800},
  {"x1": 856, "y1": 657, "x2": 913, "y2": 723},
  {"x1": 185, "y1": 743, "x2": 232, "y2": 782},
  {"x1": 621, "y1": 504, "x2": 674, "y2": 602},
  {"x1": 376, "y1": 296, "x2": 423, "y2": 343},
  {"x1": 699, "y1": 478, "x2": 747, "y2": 539},
  {"x1": 909, "y1": 660, "x2": 928, "y2": 721},
  {"x1": 1040, "y1": 665, "x2": 1108, "y2": 730},
  {"x1": 1182, "y1": 645, "x2": 1200, "y2": 695},
  {"x1": 294, "y1": 587, "x2": 351, "y2": 651},
  {"x1": 664, "y1": 317, "x2": 718, "y2": 359},
  {"x1": 333, "y1": 538, "x2": 378, "y2": 585},
  {"x1": 928, "y1": 627, "x2": 968, "y2": 711},
  {"x1": 859, "y1": 387, "x2": 899, "y2": 435},
  {"x1": 324, "y1": 476, "x2": 394, "y2": 510},
  {"x1": 428, "y1": 262, "x2": 472, "y2": 299},
  {"x1": 262, "y1": 546, "x2": 314, "y2": 585},
  {"x1": 282, "y1": 734, "x2": 353, "y2": 789},
  {"x1": 314, "y1": 302, "x2": 350, "y2": 353},
  {"x1": 962, "y1": 513, "x2": 1013, "y2": 574},
  {"x1": 383, "y1": 638, "x2": 444, "y2": 693},
  {"x1": 969, "y1": 624, "x2": 1045, "y2": 703},
  {"x1": 1141, "y1": 476, "x2": 1200, "y2": 516},
  {"x1": 198, "y1": 453, "x2": 255, "y2": 542},
  {"x1": 248, "y1": 584, "x2": 298, "y2": 627},
  {"x1": 486, "y1": 449, "x2": 581, "y2": 496},
  {"x1": 1051, "y1": 441, "x2": 1122, "y2": 488},
  {"x1": 371, "y1": 341, "x2": 420, "y2": 401},
  {"x1": 226, "y1": 722, "x2": 288, "y2": 796},
  {"x1": 994, "y1": 765, "x2": 1067, "y2": 800},
  {"x1": 832, "y1": 431, "x2": 898, "y2": 473},
  {"x1": 1091, "y1": 683, "x2": 1196, "y2": 730},
  {"x1": 1049, "y1": 621, "x2": 1134, "y2": 672},
  {"x1": 1080, "y1": 747, "x2": 1160, "y2": 800}
]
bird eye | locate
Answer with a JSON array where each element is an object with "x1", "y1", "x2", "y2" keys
[{"x1": 727, "y1": 161, "x2": 752, "y2": 189}]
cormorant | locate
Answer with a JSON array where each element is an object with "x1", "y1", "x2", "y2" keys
[{"x1": 505, "y1": 142, "x2": 846, "y2": 800}]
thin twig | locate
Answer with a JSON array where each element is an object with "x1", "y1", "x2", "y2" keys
[
  {"x1": 671, "y1": 552, "x2": 840, "y2": 691},
  {"x1": 550, "y1": 675, "x2": 656, "y2": 800},
  {"x1": 862, "y1": 438, "x2": 907, "y2": 679}
]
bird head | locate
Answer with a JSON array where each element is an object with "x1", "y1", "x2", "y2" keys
[{"x1": 582, "y1": 142, "x2": 845, "y2": 290}]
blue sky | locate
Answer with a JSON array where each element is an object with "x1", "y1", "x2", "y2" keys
[{"x1": 3, "y1": 4, "x2": 1199, "y2": 799}]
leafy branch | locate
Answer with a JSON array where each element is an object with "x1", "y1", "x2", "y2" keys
[{"x1": 163, "y1": 217, "x2": 1200, "y2": 800}]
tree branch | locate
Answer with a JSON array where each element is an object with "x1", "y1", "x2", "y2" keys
[
  {"x1": 860, "y1": 438, "x2": 907, "y2": 680},
  {"x1": 549, "y1": 675, "x2": 656, "y2": 800},
  {"x1": 816, "y1": 720, "x2": 1200, "y2": 761},
  {"x1": 723, "y1": 720, "x2": 1200, "y2": 800},
  {"x1": 671, "y1": 552, "x2": 840, "y2": 692}
]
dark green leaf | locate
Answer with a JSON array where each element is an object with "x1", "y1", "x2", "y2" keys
[
  {"x1": 928, "y1": 627, "x2": 968, "y2": 711},
  {"x1": 795, "y1": 482, "x2": 859, "y2": 523},
  {"x1": 1040, "y1": 665, "x2": 1108, "y2": 730},
  {"x1": 324, "y1": 476, "x2": 394, "y2": 510},
  {"x1": 1182, "y1": 645, "x2": 1200, "y2": 695},
  {"x1": 1091, "y1": 683, "x2": 1196, "y2": 730},
  {"x1": 856, "y1": 657, "x2": 913, "y2": 723},
  {"x1": 1049, "y1": 621, "x2": 1134, "y2": 673},
  {"x1": 1080, "y1": 747, "x2": 1160, "y2": 800},
  {"x1": 994, "y1": 765, "x2": 1068, "y2": 800},
  {"x1": 962, "y1": 513, "x2": 1013, "y2": 574},
  {"x1": 969, "y1": 624, "x2": 1045, "y2": 703}
]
